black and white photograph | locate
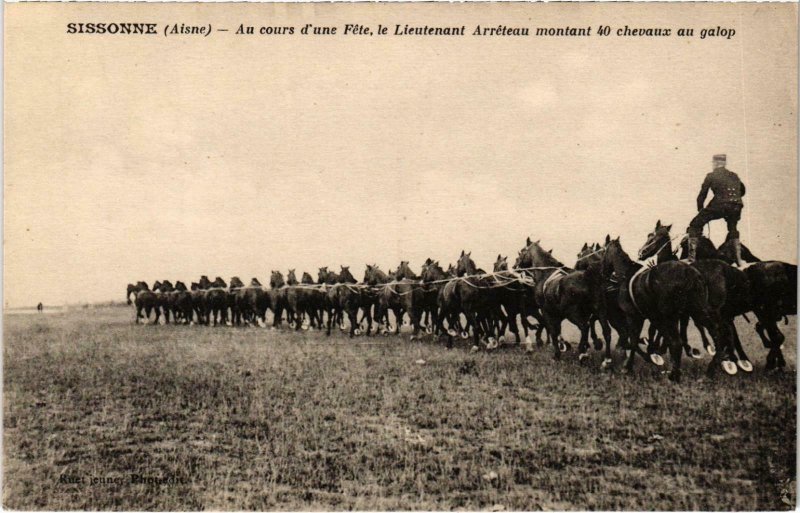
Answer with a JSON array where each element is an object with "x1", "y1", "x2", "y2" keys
[{"x1": 3, "y1": 2, "x2": 797, "y2": 510}]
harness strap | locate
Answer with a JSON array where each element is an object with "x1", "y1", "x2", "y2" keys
[{"x1": 628, "y1": 266, "x2": 650, "y2": 314}]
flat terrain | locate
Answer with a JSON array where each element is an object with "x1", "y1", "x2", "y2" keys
[{"x1": 3, "y1": 306, "x2": 796, "y2": 510}]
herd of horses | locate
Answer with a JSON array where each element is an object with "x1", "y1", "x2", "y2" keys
[{"x1": 126, "y1": 222, "x2": 797, "y2": 383}]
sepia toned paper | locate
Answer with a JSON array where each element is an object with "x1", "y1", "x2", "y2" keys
[{"x1": 3, "y1": 2, "x2": 797, "y2": 511}]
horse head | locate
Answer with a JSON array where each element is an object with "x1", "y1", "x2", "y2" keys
[
  {"x1": 639, "y1": 219, "x2": 673, "y2": 260},
  {"x1": 339, "y1": 266, "x2": 357, "y2": 284},
  {"x1": 445, "y1": 264, "x2": 457, "y2": 277},
  {"x1": 211, "y1": 277, "x2": 227, "y2": 289},
  {"x1": 317, "y1": 267, "x2": 329, "y2": 284},
  {"x1": 174, "y1": 281, "x2": 188, "y2": 291},
  {"x1": 230, "y1": 276, "x2": 245, "y2": 289},
  {"x1": 152, "y1": 280, "x2": 163, "y2": 293},
  {"x1": 301, "y1": 272, "x2": 314, "y2": 284},
  {"x1": 364, "y1": 264, "x2": 389, "y2": 286},
  {"x1": 421, "y1": 260, "x2": 447, "y2": 283},
  {"x1": 199, "y1": 275, "x2": 211, "y2": 288},
  {"x1": 161, "y1": 280, "x2": 174, "y2": 291},
  {"x1": 396, "y1": 261, "x2": 419, "y2": 280},
  {"x1": 126, "y1": 283, "x2": 139, "y2": 304},
  {"x1": 190, "y1": 282, "x2": 200, "y2": 291},
  {"x1": 600, "y1": 235, "x2": 627, "y2": 280},
  {"x1": 250, "y1": 277, "x2": 263, "y2": 287},
  {"x1": 456, "y1": 251, "x2": 477, "y2": 277},
  {"x1": 517, "y1": 239, "x2": 564, "y2": 270},
  {"x1": 494, "y1": 254, "x2": 508, "y2": 272},
  {"x1": 287, "y1": 269, "x2": 298, "y2": 285},
  {"x1": 270, "y1": 271, "x2": 285, "y2": 289}
]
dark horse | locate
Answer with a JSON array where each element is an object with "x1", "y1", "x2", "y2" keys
[
  {"x1": 601, "y1": 236, "x2": 724, "y2": 382},
  {"x1": 127, "y1": 282, "x2": 159, "y2": 324},
  {"x1": 325, "y1": 266, "x2": 362, "y2": 338},
  {"x1": 234, "y1": 278, "x2": 270, "y2": 327},
  {"x1": 436, "y1": 251, "x2": 498, "y2": 349},
  {"x1": 639, "y1": 220, "x2": 752, "y2": 373},
  {"x1": 37, "y1": 302, "x2": 43, "y2": 313},
  {"x1": 205, "y1": 277, "x2": 228, "y2": 327},
  {"x1": 516, "y1": 239, "x2": 604, "y2": 362}
]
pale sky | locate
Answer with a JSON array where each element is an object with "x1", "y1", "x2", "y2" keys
[{"x1": 4, "y1": 3, "x2": 797, "y2": 307}]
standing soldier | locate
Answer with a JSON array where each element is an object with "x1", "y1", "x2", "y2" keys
[{"x1": 687, "y1": 154, "x2": 746, "y2": 265}]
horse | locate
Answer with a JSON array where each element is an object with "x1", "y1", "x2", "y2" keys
[
  {"x1": 171, "y1": 281, "x2": 194, "y2": 324},
  {"x1": 362, "y1": 264, "x2": 391, "y2": 336},
  {"x1": 601, "y1": 236, "x2": 724, "y2": 382},
  {"x1": 746, "y1": 261, "x2": 797, "y2": 371},
  {"x1": 152, "y1": 280, "x2": 175, "y2": 324},
  {"x1": 677, "y1": 235, "x2": 795, "y2": 370},
  {"x1": 269, "y1": 271, "x2": 287, "y2": 328},
  {"x1": 227, "y1": 277, "x2": 246, "y2": 326},
  {"x1": 435, "y1": 251, "x2": 498, "y2": 349},
  {"x1": 190, "y1": 281, "x2": 208, "y2": 325},
  {"x1": 375, "y1": 261, "x2": 423, "y2": 339},
  {"x1": 127, "y1": 282, "x2": 159, "y2": 324},
  {"x1": 638, "y1": 220, "x2": 752, "y2": 373},
  {"x1": 205, "y1": 277, "x2": 229, "y2": 327},
  {"x1": 234, "y1": 278, "x2": 269, "y2": 327},
  {"x1": 515, "y1": 239, "x2": 600, "y2": 361},
  {"x1": 325, "y1": 266, "x2": 363, "y2": 337},
  {"x1": 36, "y1": 302, "x2": 43, "y2": 313},
  {"x1": 491, "y1": 255, "x2": 540, "y2": 346},
  {"x1": 574, "y1": 243, "x2": 612, "y2": 350}
]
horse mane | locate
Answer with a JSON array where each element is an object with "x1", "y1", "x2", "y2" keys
[{"x1": 525, "y1": 241, "x2": 565, "y2": 268}]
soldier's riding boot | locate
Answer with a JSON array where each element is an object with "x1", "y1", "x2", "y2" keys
[
  {"x1": 687, "y1": 237, "x2": 699, "y2": 263},
  {"x1": 733, "y1": 238, "x2": 744, "y2": 267}
]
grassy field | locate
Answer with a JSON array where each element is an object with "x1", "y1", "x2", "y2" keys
[{"x1": 3, "y1": 306, "x2": 796, "y2": 510}]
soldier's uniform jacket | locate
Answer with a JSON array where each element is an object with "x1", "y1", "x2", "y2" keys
[{"x1": 697, "y1": 167, "x2": 746, "y2": 211}]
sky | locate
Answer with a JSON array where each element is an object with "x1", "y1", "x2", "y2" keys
[{"x1": 4, "y1": 2, "x2": 797, "y2": 308}]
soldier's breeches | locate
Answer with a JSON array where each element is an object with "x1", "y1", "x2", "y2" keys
[{"x1": 687, "y1": 205, "x2": 741, "y2": 238}]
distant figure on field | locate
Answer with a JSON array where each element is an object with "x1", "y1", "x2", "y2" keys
[
  {"x1": 37, "y1": 302, "x2": 43, "y2": 312},
  {"x1": 687, "y1": 154, "x2": 746, "y2": 266}
]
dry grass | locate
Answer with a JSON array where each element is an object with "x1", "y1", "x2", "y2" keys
[{"x1": 3, "y1": 306, "x2": 796, "y2": 510}]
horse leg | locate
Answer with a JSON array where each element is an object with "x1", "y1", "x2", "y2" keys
[
  {"x1": 663, "y1": 321, "x2": 683, "y2": 383},
  {"x1": 623, "y1": 317, "x2": 644, "y2": 373},
  {"x1": 348, "y1": 307, "x2": 358, "y2": 338},
  {"x1": 728, "y1": 320, "x2": 752, "y2": 371},
  {"x1": 393, "y1": 308, "x2": 403, "y2": 334},
  {"x1": 589, "y1": 317, "x2": 602, "y2": 350}
]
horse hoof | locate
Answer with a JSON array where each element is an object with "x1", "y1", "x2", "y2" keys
[
  {"x1": 381, "y1": 330, "x2": 389, "y2": 337},
  {"x1": 426, "y1": 326, "x2": 433, "y2": 334},
  {"x1": 471, "y1": 345, "x2": 479, "y2": 353},
  {"x1": 487, "y1": 337, "x2": 498, "y2": 350},
  {"x1": 737, "y1": 360, "x2": 754, "y2": 373},
  {"x1": 722, "y1": 360, "x2": 738, "y2": 375},
  {"x1": 650, "y1": 353, "x2": 665, "y2": 366},
  {"x1": 410, "y1": 335, "x2": 416, "y2": 341},
  {"x1": 302, "y1": 325, "x2": 309, "y2": 331},
  {"x1": 690, "y1": 347, "x2": 703, "y2": 359},
  {"x1": 578, "y1": 352, "x2": 589, "y2": 362},
  {"x1": 447, "y1": 328, "x2": 457, "y2": 337},
  {"x1": 525, "y1": 335, "x2": 533, "y2": 345},
  {"x1": 558, "y1": 341, "x2": 567, "y2": 353},
  {"x1": 498, "y1": 335, "x2": 506, "y2": 344},
  {"x1": 601, "y1": 358, "x2": 612, "y2": 369},
  {"x1": 524, "y1": 342, "x2": 534, "y2": 353},
  {"x1": 706, "y1": 344, "x2": 716, "y2": 356},
  {"x1": 460, "y1": 331, "x2": 469, "y2": 340},
  {"x1": 354, "y1": 328, "x2": 362, "y2": 336},
  {"x1": 563, "y1": 341, "x2": 572, "y2": 352}
]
